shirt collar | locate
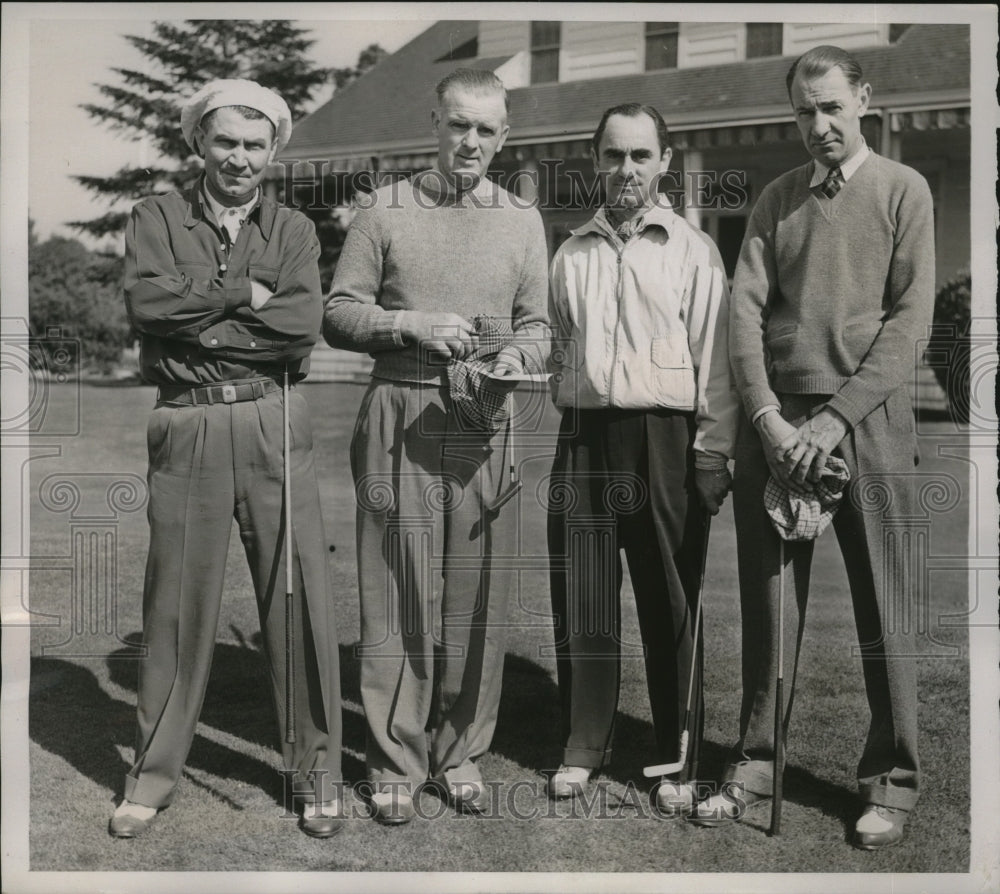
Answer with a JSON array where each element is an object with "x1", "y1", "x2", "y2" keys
[
  {"x1": 809, "y1": 141, "x2": 870, "y2": 187},
  {"x1": 571, "y1": 198, "x2": 678, "y2": 241},
  {"x1": 200, "y1": 181, "x2": 260, "y2": 228}
]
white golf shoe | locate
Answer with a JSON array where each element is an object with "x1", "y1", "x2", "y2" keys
[
  {"x1": 548, "y1": 765, "x2": 592, "y2": 799},
  {"x1": 853, "y1": 804, "x2": 908, "y2": 850},
  {"x1": 654, "y1": 779, "x2": 697, "y2": 816}
]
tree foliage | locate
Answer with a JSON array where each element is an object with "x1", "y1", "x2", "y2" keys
[
  {"x1": 332, "y1": 43, "x2": 389, "y2": 89},
  {"x1": 925, "y1": 270, "x2": 972, "y2": 424},
  {"x1": 71, "y1": 20, "x2": 333, "y2": 239},
  {"x1": 29, "y1": 223, "x2": 131, "y2": 373}
]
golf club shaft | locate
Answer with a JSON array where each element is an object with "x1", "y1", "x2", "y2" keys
[
  {"x1": 681, "y1": 514, "x2": 711, "y2": 784},
  {"x1": 643, "y1": 514, "x2": 711, "y2": 780},
  {"x1": 771, "y1": 536, "x2": 785, "y2": 835},
  {"x1": 283, "y1": 368, "x2": 296, "y2": 745},
  {"x1": 507, "y1": 392, "x2": 516, "y2": 484}
]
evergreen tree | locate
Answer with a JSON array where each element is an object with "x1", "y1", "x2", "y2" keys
[
  {"x1": 71, "y1": 20, "x2": 332, "y2": 240},
  {"x1": 332, "y1": 43, "x2": 389, "y2": 89}
]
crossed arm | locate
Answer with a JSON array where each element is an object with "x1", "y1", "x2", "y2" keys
[{"x1": 124, "y1": 202, "x2": 322, "y2": 363}]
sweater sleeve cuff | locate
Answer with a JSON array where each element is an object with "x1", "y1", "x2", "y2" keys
[
  {"x1": 825, "y1": 383, "x2": 884, "y2": 430},
  {"x1": 389, "y1": 310, "x2": 407, "y2": 349},
  {"x1": 740, "y1": 385, "x2": 782, "y2": 422},
  {"x1": 363, "y1": 309, "x2": 405, "y2": 351},
  {"x1": 751, "y1": 404, "x2": 781, "y2": 425}
]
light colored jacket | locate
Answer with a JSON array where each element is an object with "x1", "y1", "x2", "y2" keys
[{"x1": 549, "y1": 202, "x2": 738, "y2": 467}]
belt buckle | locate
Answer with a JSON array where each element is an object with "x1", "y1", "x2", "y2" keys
[{"x1": 221, "y1": 384, "x2": 237, "y2": 403}]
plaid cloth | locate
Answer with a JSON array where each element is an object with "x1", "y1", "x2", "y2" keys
[
  {"x1": 764, "y1": 456, "x2": 851, "y2": 541},
  {"x1": 448, "y1": 315, "x2": 515, "y2": 432}
]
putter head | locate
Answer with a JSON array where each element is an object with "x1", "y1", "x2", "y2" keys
[
  {"x1": 488, "y1": 478, "x2": 523, "y2": 512},
  {"x1": 643, "y1": 730, "x2": 688, "y2": 777},
  {"x1": 642, "y1": 760, "x2": 684, "y2": 778}
]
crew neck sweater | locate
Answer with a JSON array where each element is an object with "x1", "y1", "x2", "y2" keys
[
  {"x1": 323, "y1": 175, "x2": 550, "y2": 384},
  {"x1": 729, "y1": 152, "x2": 935, "y2": 429}
]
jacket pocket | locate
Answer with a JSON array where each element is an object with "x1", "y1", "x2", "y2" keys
[
  {"x1": 249, "y1": 264, "x2": 280, "y2": 292},
  {"x1": 765, "y1": 321, "x2": 799, "y2": 343},
  {"x1": 651, "y1": 334, "x2": 695, "y2": 406},
  {"x1": 175, "y1": 262, "x2": 212, "y2": 280},
  {"x1": 765, "y1": 321, "x2": 800, "y2": 369}
]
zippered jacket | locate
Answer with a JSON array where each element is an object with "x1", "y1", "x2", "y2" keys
[{"x1": 549, "y1": 202, "x2": 738, "y2": 467}]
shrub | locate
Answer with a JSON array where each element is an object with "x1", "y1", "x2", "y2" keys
[
  {"x1": 29, "y1": 232, "x2": 131, "y2": 375},
  {"x1": 924, "y1": 271, "x2": 971, "y2": 424}
]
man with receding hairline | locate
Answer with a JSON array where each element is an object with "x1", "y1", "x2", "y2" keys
[
  {"x1": 691, "y1": 45, "x2": 935, "y2": 850},
  {"x1": 547, "y1": 102, "x2": 738, "y2": 814},
  {"x1": 324, "y1": 68, "x2": 549, "y2": 824}
]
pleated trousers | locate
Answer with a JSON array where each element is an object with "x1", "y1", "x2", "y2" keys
[
  {"x1": 125, "y1": 387, "x2": 343, "y2": 808},
  {"x1": 726, "y1": 390, "x2": 920, "y2": 810},
  {"x1": 350, "y1": 380, "x2": 515, "y2": 789}
]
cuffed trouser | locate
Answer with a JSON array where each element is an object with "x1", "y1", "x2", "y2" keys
[
  {"x1": 547, "y1": 407, "x2": 707, "y2": 771},
  {"x1": 350, "y1": 380, "x2": 515, "y2": 788},
  {"x1": 124, "y1": 387, "x2": 343, "y2": 808},
  {"x1": 727, "y1": 390, "x2": 920, "y2": 811}
]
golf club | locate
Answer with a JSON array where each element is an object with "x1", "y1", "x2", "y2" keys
[
  {"x1": 770, "y1": 536, "x2": 785, "y2": 836},
  {"x1": 283, "y1": 367, "x2": 296, "y2": 745},
  {"x1": 643, "y1": 514, "x2": 711, "y2": 780},
  {"x1": 489, "y1": 391, "x2": 522, "y2": 511}
]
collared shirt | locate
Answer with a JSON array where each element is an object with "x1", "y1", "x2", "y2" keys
[
  {"x1": 605, "y1": 206, "x2": 648, "y2": 242},
  {"x1": 124, "y1": 178, "x2": 322, "y2": 387},
  {"x1": 808, "y1": 141, "x2": 871, "y2": 188},
  {"x1": 752, "y1": 141, "x2": 872, "y2": 425},
  {"x1": 733, "y1": 150, "x2": 935, "y2": 432},
  {"x1": 549, "y1": 200, "x2": 739, "y2": 467},
  {"x1": 201, "y1": 184, "x2": 259, "y2": 244}
]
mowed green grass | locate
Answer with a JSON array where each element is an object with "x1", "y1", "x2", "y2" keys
[{"x1": 24, "y1": 383, "x2": 972, "y2": 875}]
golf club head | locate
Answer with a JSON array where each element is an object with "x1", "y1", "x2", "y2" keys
[
  {"x1": 643, "y1": 731, "x2": 689, "y2": 777},
  {"x1": 488, "y1": 479, "x2": 523, "y2": 512},
  {"x1": 642, "y1": 760, "x2": 684, "y2": 778}
]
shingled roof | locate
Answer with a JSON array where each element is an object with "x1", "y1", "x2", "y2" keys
[{"x1": 282, "y1": 22, "x2": 970, "y2": 161}]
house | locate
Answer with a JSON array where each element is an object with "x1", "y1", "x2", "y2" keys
[{"x1": 283, "y1": 19, "x2": 969, "y2": 396}]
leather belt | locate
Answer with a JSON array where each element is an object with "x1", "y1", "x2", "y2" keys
[{"x1": 156, "y1": 378, "x2": 280, "y2": 406}]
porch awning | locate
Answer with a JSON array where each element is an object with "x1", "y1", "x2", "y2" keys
[
  {"x1": 269, "y1": 105, "x2": 970, "y2": 179},
  {"x1": 890, "y1": 107, "x2": 971, "y2": 132}
]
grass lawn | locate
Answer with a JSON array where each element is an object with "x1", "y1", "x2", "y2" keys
[{"x1": 22, "y1": 383, "x2": 974, "y2": 878}]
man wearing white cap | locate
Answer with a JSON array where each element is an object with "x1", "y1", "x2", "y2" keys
[{"x1": 110, "y1": 79, "x2": 343, "y2": 839}]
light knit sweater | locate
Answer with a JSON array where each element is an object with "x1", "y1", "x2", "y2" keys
[
  {"x1": 729, "y1": 152, "x2": 935, "y2": 429},
  {"x1": 323, "y1": 173, "x2": 550, "y2": 384}
]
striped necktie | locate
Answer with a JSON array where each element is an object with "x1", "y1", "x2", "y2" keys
[{"x1": 820, "y1": 166, "x2": 845, "y2": 199}]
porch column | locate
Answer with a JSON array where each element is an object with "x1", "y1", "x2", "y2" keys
[
  {"x1": 682, "y1": 148, "x2": 703, "y2": 229},
  {"x1": 880, "y1": 111, "x2": 903, "y2": 161},
  {"x1": 513, "y1": 158, "x2": 540, "y2": 205}
]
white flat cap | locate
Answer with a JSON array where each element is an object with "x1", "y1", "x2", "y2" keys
[{"x1": 181, "y1": 78, "x2": 292, "y2": 153}]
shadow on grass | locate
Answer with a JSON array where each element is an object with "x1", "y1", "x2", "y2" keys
[
  {"x1": 108, "y1": 631, "x2": 368, "y2": 795},
  {"x1": 490, "y1": 650, "x2": 860, "y2": 842},
  {"x1": 33, "y1": 631, "x2": 859, "y2": 841},
  {"x1": 27, "y1": 631, "x2": 367, "y2": 807},
  {"x1": 30, "y1": 656, "x2": 134, "y2": 797}
]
